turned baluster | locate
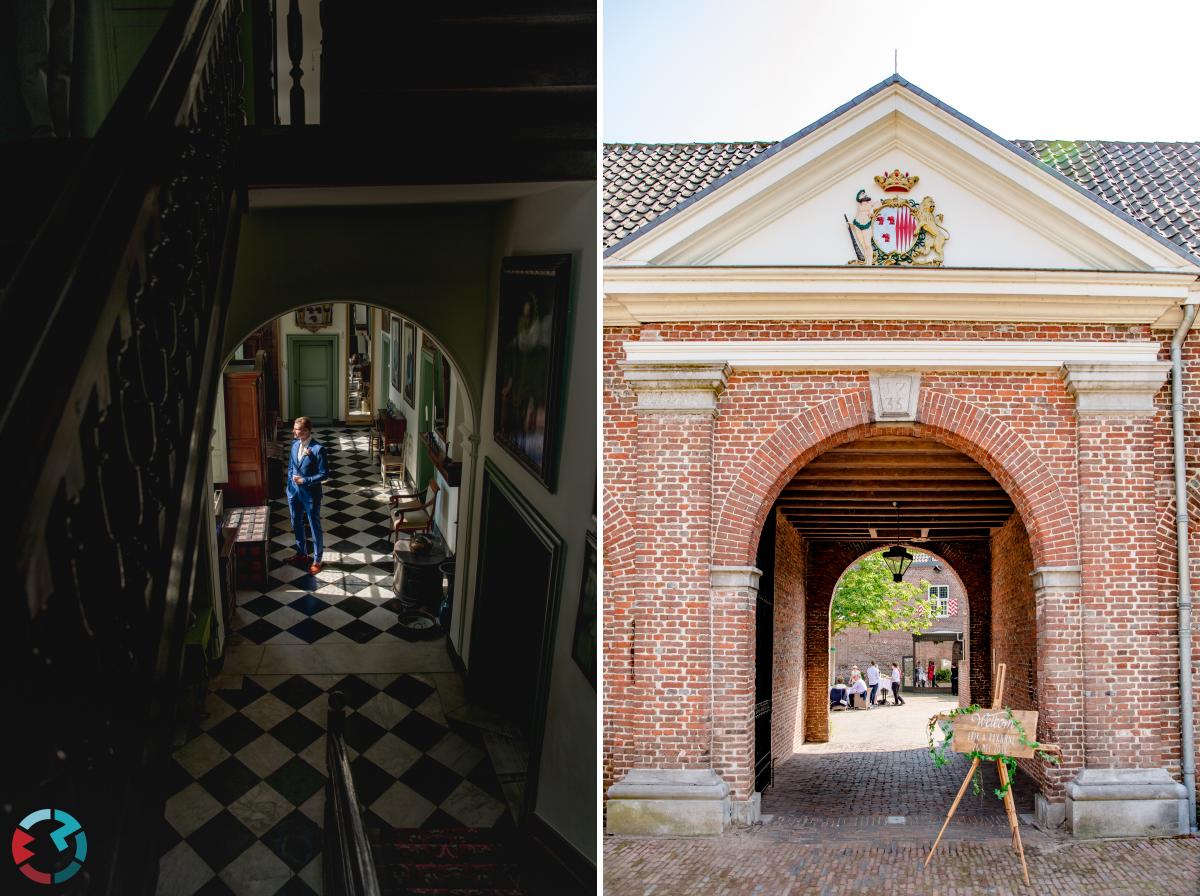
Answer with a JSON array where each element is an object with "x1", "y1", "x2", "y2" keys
[{"x1": 286, "y1": 0, "x2": 304, "y2": 124}]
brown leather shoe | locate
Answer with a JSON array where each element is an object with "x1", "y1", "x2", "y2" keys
[
  {"x1": 309, "y1": 561, "x2": 323, "y2": 574},
  {"x1": 289, "y1": 553, "x2": 310, "y2": 567}
]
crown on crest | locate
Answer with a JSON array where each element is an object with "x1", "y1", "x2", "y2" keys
[{"x1": 873, "y1": 169, "x2": 919, "y2": 193}]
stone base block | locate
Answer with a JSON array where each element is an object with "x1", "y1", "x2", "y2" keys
[
  {"x1": 606, "y1": 769, "x2": 730, "y2": 836},
  {"x1": 1034, "y1": 792, "x2": 1066, "y2": 830},
  {"x1": 1065, "y1": 768, "x2": 1189, "y2": 839},
  {"x1": 730, "y1": 792, "x2": 761, "y2": 826}
]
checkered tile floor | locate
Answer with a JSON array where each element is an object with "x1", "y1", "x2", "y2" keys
[{"x1": 157, "y1": 428, "x2": 507, "y2": 895}]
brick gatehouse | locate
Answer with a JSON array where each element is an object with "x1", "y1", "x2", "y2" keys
[{"x1": 601, "y1": 77, "x2": 1200, "y2": 839}]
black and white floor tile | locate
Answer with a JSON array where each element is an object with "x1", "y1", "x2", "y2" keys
[{"x1": 157, "y1": 428, "x2": 505, "y2": 896}]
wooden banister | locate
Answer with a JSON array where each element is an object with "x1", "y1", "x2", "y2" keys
[{"x1": 2, "y1": 2, "x2": 246, "y2": 891}]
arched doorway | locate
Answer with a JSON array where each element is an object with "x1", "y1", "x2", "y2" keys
[
  {"x1": 749, "y1": 432, "x2": 1047, "y2": 824},
  {"x1": 744, "y1": 431, "x2": 1065, "y2": 825}
]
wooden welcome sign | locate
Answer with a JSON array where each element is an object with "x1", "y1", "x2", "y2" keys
[
  {"x1": 951, "y1": 709, "x2": 1038, "y2": 759},
  {"x1": 925, "y1": 663, "x2": 1062, "y2": 887}
]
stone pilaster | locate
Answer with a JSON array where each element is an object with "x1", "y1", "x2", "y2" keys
[
  {"x1": 710, "y1": 566, "x2": 761, "y2": 823},
  {"x1": 606, "y1": 361, "x2": 731, "y2": 836},
  {"x1": 1030, "y1": 565, "x2": 1083, "y2": 827},
  {"x1": 1063, "y1": 360, "x2": 1187, "y2": 836}
]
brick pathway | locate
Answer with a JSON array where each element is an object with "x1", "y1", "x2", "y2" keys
[
  {"x1": 606, "y1": 693, "x2": 1200, "y2": 894},
  {"x1": 604, "y1": 834, "x2": 1200, "y2": 895}
]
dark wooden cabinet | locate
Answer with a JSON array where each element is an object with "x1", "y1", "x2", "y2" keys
[{"x1": 224, "y1": 365, "x2": 268, "y2": 506}]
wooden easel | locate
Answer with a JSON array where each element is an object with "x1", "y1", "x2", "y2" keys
[{"x1": 924, "y1": 662, "x2": 1061, "y2": 887}]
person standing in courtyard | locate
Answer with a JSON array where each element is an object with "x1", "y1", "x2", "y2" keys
[
  {"x1": 927, "y1": 659, "x2": 936, "y2": 688},
  {"x1": 287, "y1": 416, "x2": 328, "y2": 574},
  {"x1": 916, "y1": 664, "x2": 927, "y2": 688},
  {"x1": 865, "y1": 660, "x2": 880, "y2": 705},
  {"x1": 890, "y1": 662, "x2": 905, "y2": 705}
]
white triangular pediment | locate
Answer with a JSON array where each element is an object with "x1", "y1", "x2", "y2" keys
[{"x1": 608, "y1": 82, "x2": 1198, "y2": 273}]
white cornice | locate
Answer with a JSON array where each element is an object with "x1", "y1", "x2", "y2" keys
[
  {"x1": 621, "y1": 339, "x2": 1164, "y2": 371},
  {"x1": 602, "y1": 266, "x2": 1199, "y2": 327}
]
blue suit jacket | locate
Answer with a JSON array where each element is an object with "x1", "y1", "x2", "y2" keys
[{"x1": 287, "y1": 438, "x2": 328, "y2": 505}]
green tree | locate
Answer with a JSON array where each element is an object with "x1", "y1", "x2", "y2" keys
[{"x1": 830, "y1": 551, "x2": 938, "y2": 636}]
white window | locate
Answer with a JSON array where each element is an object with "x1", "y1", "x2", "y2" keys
[{"x1": 929, "y1": 585, "x2": 950, "y2": 617}]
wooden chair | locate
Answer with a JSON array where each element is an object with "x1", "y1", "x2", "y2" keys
[{"x1": 392, "y1": 478, "x2": 439, "y2": 537}]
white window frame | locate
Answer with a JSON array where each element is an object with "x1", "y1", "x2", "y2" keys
[{"x1": 928, "y1": 585, "x2": 950, "y2": 618}]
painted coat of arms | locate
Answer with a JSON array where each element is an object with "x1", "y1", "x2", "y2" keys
[{"x1": 844, "y1": 169, "x2": 949, "y2": 266}]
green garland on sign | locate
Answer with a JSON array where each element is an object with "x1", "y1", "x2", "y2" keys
[{"x1": 927, "y1": 705, "x2": 1060, "y2": 800}]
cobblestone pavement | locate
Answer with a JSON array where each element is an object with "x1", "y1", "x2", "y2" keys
[
  {"x1": 606, "y1": 693, "x2": 1200, "y2": 894},
  {"x1": 765, "y1": 692, "x2": 1031, "y2": 830},
  {"x1": 604, "y1": 834, "x2": 1200, "y2": 895}
]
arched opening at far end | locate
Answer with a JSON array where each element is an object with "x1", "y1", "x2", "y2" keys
[{"x1": 748, "y1": 433, "x2": 1045, "y2": 822}]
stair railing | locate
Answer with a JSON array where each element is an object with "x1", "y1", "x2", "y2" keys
[
  {"x1": 326, "y1": 691, "x2": 383, "y2": 896},
  {"x1": 0, "y1": 0, "x2": 245, "y2": 891}
]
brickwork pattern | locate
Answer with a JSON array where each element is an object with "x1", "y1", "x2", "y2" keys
[
  {"x1": 604, "y1": 834, "x2": 1200, "y2": 895},
  {"x1": 1078, "y1": 413, "x2": 1172, "y2": 770},
  {"x1": 772, "y1": 514, "x2": 806, "y2": 760},
  {"x1": 989, "y1": 511, "x2": 1056, "y2": 795},
  {"x1": 602, "y1": 319, "x2": 1200, "y2": 820},
  {"x1": 634, "y1": 410, "x2": 716, "y2": 768},
  {"x1": 603, "y1": 327, "x2": 640, "y2": 796}
]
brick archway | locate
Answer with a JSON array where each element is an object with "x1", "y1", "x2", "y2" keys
[
  {"x1": 713, "y1": 389, "x2": 1080, "y2": 573},
  {"x1": 711, "y1": 389, "x2": 1077, "y2": 804}
]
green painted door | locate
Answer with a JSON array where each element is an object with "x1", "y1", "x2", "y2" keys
[
  {"x1": 417, "y1": 349, "x2": 435, "y2": 487},
  {"x1": 289, "y1": 336, "x2": 337, "y2": 422}
]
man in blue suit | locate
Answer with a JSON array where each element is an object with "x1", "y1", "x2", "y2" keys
[{"x1": 287, "y1": 416, "x2": 328, "y2": 574}]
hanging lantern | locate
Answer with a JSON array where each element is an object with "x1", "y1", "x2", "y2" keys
[
  {"x1": 881, "y1": 544, "x2": 913, "y2": 582},
  {"x1": 882, "y1": 500, "x2": 913, "y2": 582}
]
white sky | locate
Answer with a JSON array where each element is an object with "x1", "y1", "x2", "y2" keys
[{"x1": 603, "y1": 0, "x2": 1200, "y2": 143}]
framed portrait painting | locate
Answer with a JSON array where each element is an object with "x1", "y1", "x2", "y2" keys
[
  {"x1": 390, "y1": 316, "x2": 401, "y2": 392},
  {"x1": 493, "y1": 254, "x2": 571, "y2": 490},
  {"x1": 402, "y1": 321, "x2": 417, "y2": 408},
  {"x1": 295, "y1": 304, "x2": 333, "y2": 332}
]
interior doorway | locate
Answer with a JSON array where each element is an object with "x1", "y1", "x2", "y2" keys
[
  {"x1": 287, "y1": 334, "x2": 338, "y2": 422},
  {"x1": 347, "y1": 303, "x2": 373, "y2": 423}
]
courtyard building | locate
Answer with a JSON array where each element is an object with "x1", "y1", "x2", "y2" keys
[
  {"x1": 602, "y1": 76, "x2": 1200, "y2": 842},
  {"x1": 831, "y1": 552, "x2": 966, "y2": 686}
]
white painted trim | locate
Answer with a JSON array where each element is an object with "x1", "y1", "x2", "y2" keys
[
  {"x1": 603, "y1": 267, "x2": 1198, "y2": 327},
  {"x1": 622, "y1": 340, "x2": 1163, "y2": 371}
]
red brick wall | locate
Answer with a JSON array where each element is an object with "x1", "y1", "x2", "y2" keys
[
  {"x1": 602, "y1": 328, "x2": 639, "y2": 796},
  {"x1": 633, "y1": 409, "x2": 715, "y2": 769},
  {"x1": 833, "y1": 629, "x2": 912, "y2": 683},
  {"x1": 1077, "y1": 412, "x2": 1171, "y2": 769},
  {"x1": 772, "y1": 513, "x2": 806, "y2": 760},
  {"x1": 989, "y1": 512, "x2": 1047, "y2": 791},
  {"x1": 603, "y1": 319, "x2": 1200, "y2": 819}
]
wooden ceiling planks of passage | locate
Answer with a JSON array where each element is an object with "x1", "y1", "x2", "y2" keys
[{"x1": 778, "y1": 436, "x2": 1014, "y2": 541}]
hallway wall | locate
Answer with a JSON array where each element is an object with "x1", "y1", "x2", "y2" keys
[
  {"x1": 460, "y1": 182, "x2": 596, "y2": 863},
  {"x1": 226, "y1": 204, "x2": 493, "y2": 404}
]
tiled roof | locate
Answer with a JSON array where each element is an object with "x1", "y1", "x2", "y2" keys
[
  {"x1": 1012, "y1": 140, "x2": 1200, "y2": 260},
  {"x1": 603, "y1": 142, "x2": 773, "y2": 248},
  {"x1": 604, "y1": 139, "x2": 1200, "y2": 260}
]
